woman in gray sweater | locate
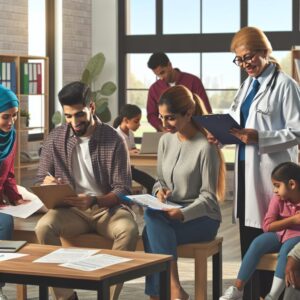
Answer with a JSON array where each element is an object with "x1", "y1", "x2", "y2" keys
[{"x1": 142, "y1": 85, "x2": 226, "y2": 300}]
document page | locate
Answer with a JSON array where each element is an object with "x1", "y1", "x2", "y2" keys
[
  {"x1": 123, "y1": 194, "x2": 182, "y2": 210},
  {"x1": 33, "y1": 248, "x2": 99, "y2": 263},
  {"x1": 0, "y1": 253, "x2": 28, "y2": 261},
  {"x1": 0, "y1": 199, "x2": 43, "y2": 218},
  {"x1": 60, "y1": 254, "x2": 132, "y2": 271}
]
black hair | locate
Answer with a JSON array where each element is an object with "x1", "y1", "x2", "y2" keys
[
  {"x1": 147, "y1": 52, "x2": 170, "y2": 69},
  {"x1": 271, "y1": 162, "x2": 300, "y2": 185},
  {"x1": 58, "y1": 81, "x2": 92, "y2": 107},
  {"x1": 113, "y1": 104, "x2": 142, "y2": 128}
]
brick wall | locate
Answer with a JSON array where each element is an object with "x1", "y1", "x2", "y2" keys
[
  {"x1": 63, "y1": 0, "x2": 92, "y2": 85},
  {"x1": 0, "y1": 0, "x2": 28, "y2": 55}
]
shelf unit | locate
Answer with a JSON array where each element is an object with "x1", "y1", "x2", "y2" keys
[{"x1": 0, "y1": 54, "x2": 49, "y2": 185}]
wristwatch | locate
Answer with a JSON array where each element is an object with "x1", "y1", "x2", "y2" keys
[{"x1": 91, "y1": 196, "x2": 98, "y2": 206}]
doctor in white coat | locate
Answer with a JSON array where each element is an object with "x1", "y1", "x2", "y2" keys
[
  {"x1": 228, "y1": 27, "x2": 300, "y2": 258},
  {"x1": 223, "y1": 26, "x2": 300, "y2": 300}
]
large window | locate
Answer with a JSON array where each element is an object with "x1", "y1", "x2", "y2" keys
[
  {"x1": 28, "y1": 0, "x2": 46, "y2": 138},
  {"x1": 119, "y1": 0, "x2": 298, "y2": 161}
]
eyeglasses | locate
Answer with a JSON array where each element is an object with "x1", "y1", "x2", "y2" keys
[{"x1": 232, "y1": 52, "x2": 257, "y2": 67}]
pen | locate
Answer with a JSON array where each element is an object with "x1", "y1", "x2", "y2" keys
[{"x1": 47, "y1": 172, "x2": 54, "y2": 177}]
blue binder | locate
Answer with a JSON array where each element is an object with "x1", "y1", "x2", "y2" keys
[{"x1": 192, "y1": 114, "x2": 244, "y2": 145}]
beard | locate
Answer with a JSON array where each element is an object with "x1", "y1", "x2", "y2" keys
[{"x1": 70, "y1": 120, "x2": 91, "y2": 137}]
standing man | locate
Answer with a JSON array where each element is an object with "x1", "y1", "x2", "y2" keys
[
  {"x1": 35, "y1": 81, "x2": 138, "y2": 300},
  {"x1": 147, "y1": 52, "x2": 211, "y2": 131}
]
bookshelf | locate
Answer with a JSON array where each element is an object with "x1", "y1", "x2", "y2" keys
[{"x1": 0, "y1": 54, "x2": 49, "y2": 185}]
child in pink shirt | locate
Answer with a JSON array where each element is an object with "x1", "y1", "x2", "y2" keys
[{"x1": 220, "y1": 162, "x2": 300, "y2": 300}]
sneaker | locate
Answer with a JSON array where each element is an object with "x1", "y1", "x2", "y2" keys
[
  {"x1": 264, "y1": 294, "x2": 274, "y2": 300},
  {"x1": 0, "y1": 288, "x2": 8, "y2": 300},
  {"x1": 219, "y1": 286, "x2": 243, "y2": 300}
]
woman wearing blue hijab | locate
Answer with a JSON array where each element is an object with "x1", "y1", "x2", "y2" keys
[{"x1": 0, "y1": 85, "x2": 30, "y2": 300}]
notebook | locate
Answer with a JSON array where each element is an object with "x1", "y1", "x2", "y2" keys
[
  {"x1": 139, "y1": 132, "x2": 164, "y2": 154},
  {"x1": 0, "y1": 240, "x2": 27, "y2": 253}
]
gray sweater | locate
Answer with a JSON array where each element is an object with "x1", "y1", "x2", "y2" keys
[{"x1": 153, "y1": 131, "x2": 221, "y2": 223}]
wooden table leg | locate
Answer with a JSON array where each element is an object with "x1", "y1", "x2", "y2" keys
[{"x1": 16, "y1": 284, "x2": 27, "y2": 300}]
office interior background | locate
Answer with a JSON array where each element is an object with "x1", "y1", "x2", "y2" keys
[{"x1": 0, "y1": 0, "x2": 299, "y2": 176}]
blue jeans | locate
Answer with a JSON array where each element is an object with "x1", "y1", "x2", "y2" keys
[
  {"x1": 0, "y1": 213, "x2": 13, "y2": 288},
  {"x1": 142, "y1": 209, "x2": 220, "y2": 296},
  {"x1": 0, "y1": 213, "x2": 13, "y2": 240},
  {"x1": 238, "y1": 232, "x2": 300, "y2": 281}
]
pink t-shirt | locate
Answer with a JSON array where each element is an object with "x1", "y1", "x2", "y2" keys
[{"x1": 263, "y1": 195, "x2": 300, "y2": 243}]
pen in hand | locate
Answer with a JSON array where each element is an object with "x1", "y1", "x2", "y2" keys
[{"x1": 44, "y1": 172, "x2": 62, "y2": 185}]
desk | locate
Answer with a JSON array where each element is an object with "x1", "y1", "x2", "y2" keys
[
  {"x1": 0, "y1": 244, "x2": 171, "y2": 300},
  {"x1": 130, "y1": 154, "x2": 157, "y2": 167}
]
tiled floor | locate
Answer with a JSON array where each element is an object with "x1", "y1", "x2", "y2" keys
[{"x1": 3, "y1": 200, "x2": 241, "y2": 299}]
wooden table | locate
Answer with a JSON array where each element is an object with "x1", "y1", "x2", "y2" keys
[
  {"x1": 0, "y1": 244, "x2": 172, "y2": 300},
  {"x1": 130, "y1": 154, "x2": 157, "y2": 167}
]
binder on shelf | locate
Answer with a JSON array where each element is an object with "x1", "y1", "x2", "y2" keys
[
  {"x1": 10, "y1": 61, "x2": 17, "y2": 93},
  {"x1": 21, "y1": 62, "x2": 29, "y2": 94},
  {"x1": 36, "y1": 63, "x2": 42, "y2": 94}
]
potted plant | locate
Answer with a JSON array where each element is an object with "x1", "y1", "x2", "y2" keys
[
  {"x1": 52, "y1": 52, "x2": 117, "y2": 126},
  {"x1": 20, "y1": 109, "x2": 30, "y2": 128}
]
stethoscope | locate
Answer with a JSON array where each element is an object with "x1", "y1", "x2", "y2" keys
[{"x1": 231, "y1": 67, "x2": 279, "y2": 115}]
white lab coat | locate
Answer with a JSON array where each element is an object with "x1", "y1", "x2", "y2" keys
[{"x1": 229, "y1": 64, "x2": 300, "y2": 228}]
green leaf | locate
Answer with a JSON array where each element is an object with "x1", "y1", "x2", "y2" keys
[
  {"x1": 85, "y1": 52, "x2": 105, "y2": 81},
  {"x1": 95, "y1": 98, "x2": 109, "y2": 115},
  {"x1": 98, "y1": 106, "x2": 111, "y2": 123},
  {"x1": 81, "y1": 69, "x2": 91, "y2": 85},
  {"x1": 51, "y1": 111, "x2": 62, "y2": 126},
  {"x1": 100, "y1": 81, "x2": 117, "y2": 96}
]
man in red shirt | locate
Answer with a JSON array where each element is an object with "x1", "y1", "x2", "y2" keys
[{"x1": 147, "y1": 52, "x2": 211, "y2": 131}]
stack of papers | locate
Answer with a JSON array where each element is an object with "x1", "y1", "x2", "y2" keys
[
  {"x1": 122, "y1": 194, "x2": 182, "y2": 210},
  {"x1": 33, "y1": 248, "x2": 132, "y2": 272}
]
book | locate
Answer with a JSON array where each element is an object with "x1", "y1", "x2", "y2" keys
[
  {"x1": 30, "y1": 184, "x2": 77, "y2": 209},
  {"x1": 121, "y1": 194, "x2": 182, "y2": 210},
  {"x1": 192, "y1": 114, "x2": 243, "y2": 145},
  {"x1": 0, "y1": 240, "x2": 27, "y2": 253}
]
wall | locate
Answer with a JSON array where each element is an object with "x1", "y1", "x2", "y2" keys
[
  {"x1": 0, "y1": 0, "x2": 28, "y2": 55},
  {"x1": 62, "y1": 0, "x2": 92, "y2": 85},
  {"x1": 92, "y1": 0, "x2": 118, "y2": 121}
]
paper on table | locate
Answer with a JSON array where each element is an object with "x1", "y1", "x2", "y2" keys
[
  {"x1": 0, "y1": 253, "x2": 28, "y2": 261},
  {"x1": 33, "y1": 248, "x2": 99, "y2": 264},
  {"x1": 122, "y1": 194, "x2": 182, "y2": 210},
  {"x1": 60, "y1": 254, "x2": 132, "y2": 272}
]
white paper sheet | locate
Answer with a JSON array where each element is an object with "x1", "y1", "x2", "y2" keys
[
  {"x1": 0, "y1": 185, "x2": 44, "y2": 218},
  {"x1": 0, "y1": 253, "x2": 28, "y2": 261},
  {"x1": 33, "y1": 248, "x2": 99, "y2": 263},
  {"x1": 124, "y1": 194, "x2": 182, "y2": 210},
  {"x1": 60, "y1": 254, "x2": 132, "y2": 271}
]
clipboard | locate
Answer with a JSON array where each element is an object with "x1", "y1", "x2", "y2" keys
[
  {"x1": 30, "y1": 184, "x2": 76, "y2": 209},
  {"x1": 192, "y1": 114, "x2": 243, "y2": 145}
]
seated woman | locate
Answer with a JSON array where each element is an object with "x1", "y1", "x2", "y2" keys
[
  {"x1": 0, "y1": 85, "x2": 32, "y2": 300},
  {"x1": 142, "y1": 85, "x2": 226, "y2": 300}
]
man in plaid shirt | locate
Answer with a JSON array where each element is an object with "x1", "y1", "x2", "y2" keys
[{"x1": 35, "y1": 81, "x2": 139, "y2": 300}]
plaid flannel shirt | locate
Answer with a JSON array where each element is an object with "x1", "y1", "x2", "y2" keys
[{"x1": 36, "y1": 119, "x2": 132, "y2": 199}]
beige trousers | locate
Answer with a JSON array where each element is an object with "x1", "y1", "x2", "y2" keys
[{"x1": 35, "y1": 206, "x2": 139, "y2": 300}]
